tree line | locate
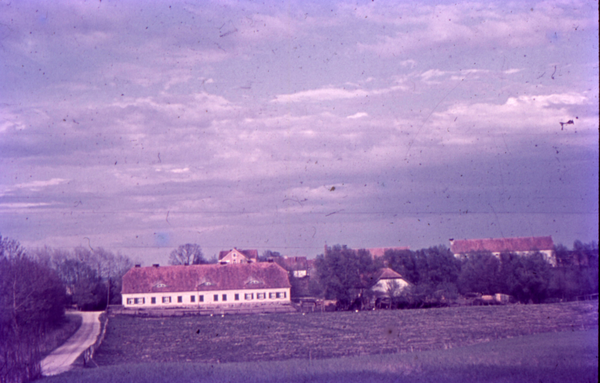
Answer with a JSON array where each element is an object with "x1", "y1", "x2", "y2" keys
[
  {"x1": 0, "y1": 234, "x2": 134, "y2": 383},
  {"x1": 310, "y1": 242, "x2": 598, "y2": 310}
]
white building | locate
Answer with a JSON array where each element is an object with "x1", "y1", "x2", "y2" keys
[
  {"x1": 218, "y1": 248, "x2": 258, "y2": 264},
  {"x1": 449, "y1": 236, "x2": 556, "y2": 266},
  {"x1": 371, "y1": 268, "x2": 410, "y2": 296},
  {"x1": 121, "y1": 262, "x2": 291, "y2": 308}
]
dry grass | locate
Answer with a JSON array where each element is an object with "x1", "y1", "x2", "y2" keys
[
  {"x1": 40, "y1": 313, "x2": 83, "y2": 357},
  {"x1": 39, "y1": 328, "x2": 598, "y2": 383},
  {"x1": 93, "y1": 300, "x2": 597, "y2": 365}
]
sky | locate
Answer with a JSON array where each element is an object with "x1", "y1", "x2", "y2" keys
[{"x1": 0, "y1": 0, "x2": 598, "y2": 265}]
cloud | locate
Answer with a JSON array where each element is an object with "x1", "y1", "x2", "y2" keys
[
  {"x1": 2, "y1": 178, "x2": 69, "y2": 196},
  {"x1": 347, "y1": 112, "x2": 368, "y2": 119},
  {"x1": 272, "y1": 87, "x2": 369, "y2": 103},
  {"x1": 355, "y1": 1, "x2": 592, "y2": 56}
]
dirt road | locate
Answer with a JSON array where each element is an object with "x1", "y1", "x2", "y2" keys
[{"x1": 41, "y1": 311, "x2": 102, "y2": 376}]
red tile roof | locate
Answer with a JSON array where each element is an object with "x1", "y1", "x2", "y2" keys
[
  {"x1": 122, "y1": 262, "x2": 290, "y2": 294},
  {"x1": 377, "y1": 268, "x2": 404, "y2": 280},
  {"x1": 450, "y1": 236, "x2": 554, "y2": 254},
  {"x1": 218, "y1": 249, "x2": 258, "y2": 260}
]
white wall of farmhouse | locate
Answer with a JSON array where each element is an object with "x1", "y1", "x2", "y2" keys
[
  {"x1": 122, "y1": 287, "x2": 291, "y2": 308},
  {"x1": 491, "y1": 250, "x2": 556, "y2": 266},
  {"x1": 372, "y1": 278, "x2": 409, "y2": 295}
]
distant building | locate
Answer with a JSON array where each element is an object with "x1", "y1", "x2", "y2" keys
[
  {"x1": 121, "y1": 262, "x2": 291, "y2": 308},
  {"x1": 449, "y1": 236, "x2": 555, "y2": 265},
  {"x1": 218, "y1": 248, "x2": 258, "y2": 264},
  {"x1": 371, "y1": 268, "x2": 410, "y2": 296},
  {"x1": 279, "y1": 256, "x2": 310, "y2": 278}
]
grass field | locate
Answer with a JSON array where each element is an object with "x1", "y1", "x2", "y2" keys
[
  {"x1": 39, "y1": 328, "x2": 598, "y2": 383},
  {"x1": 92, "y1": 300, "x2": 597, "y2": 365}
]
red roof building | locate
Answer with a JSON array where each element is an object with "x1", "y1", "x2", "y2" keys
[
  {"x1": 449, "y1": 236, "x2": 556, "y2": 265},
  {"x1": 371, "y1": 268, "x2": 410, "y2": 296},
  {"x1": 121, "y1": 262, "x2": 291, "y2": 308},
  {"x1": 218, "y1": 248, "x2": 259, "y2": 264}
]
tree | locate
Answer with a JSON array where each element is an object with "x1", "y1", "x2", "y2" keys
[
  {"x1": 259, "y1": 250, "x2": 282, "y2": 262},
  {"x1": 0, "y1": 235, "x2": 67, "y2": 383},
  {"x1": 169, "y1": 244, "x2": 206, "y2": 265},
  {"x1": 458, "y1": 251, "x2": 501, "y2": 295},
  {"x1": 384, "y1": 249, "x2": 420, "y2": 284},
  {"x1": 314, "y1": 245, "x2": 379, "y2": 310},
  {"x1": 499, "y1": 252, "x2": 551, "y2": 303}
]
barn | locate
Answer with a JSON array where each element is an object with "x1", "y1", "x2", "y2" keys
[
  {"x1": 121, "y1": 262, "x2": 291, "y2": 308},
  {"x1": 449, "y1": 236, "x2": 556, "y2": 265},
  {"x1": 371, "y1": 268, "x2": 410, "y2": 296}
]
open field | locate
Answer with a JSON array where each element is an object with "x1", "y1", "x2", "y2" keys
[
  {"x1": 39, "y1": 328, "x2": 598, "y2": 383},
  {"x1": 92, "y1": 300, "x2": 597, "y2": 365}
]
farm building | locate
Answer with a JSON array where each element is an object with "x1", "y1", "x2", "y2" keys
[
  {"x1": 449, "y1": 236, "x2": 556, "y2": 265},
  {"x1": 371, "y1": 268, "x2": 410, "y2": 296},
  {"x1": 278, "y1": 256, "x2": 310, "y2": 278},
  {"x1": 218, "y1": 248, "x2": 258, "y2": 264},
  {"x1": 121, "y1": 262, "x2": 291, "y2": 308}
]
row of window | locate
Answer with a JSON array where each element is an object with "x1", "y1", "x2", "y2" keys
[{"x1": 126, "y1": 291, "x2": 287, "y2": 305}]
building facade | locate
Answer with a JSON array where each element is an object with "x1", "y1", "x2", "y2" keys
[
  {"x1": 121, "y1": 262, "x2": 291, "y2": 308},
  {"x1": 218, "y1": 248, "x2": 258, "y2": 264},
  {"x1": 371, "y1": 268, "x2": 410, "y2": 296},
  {"x1": 449, "y1": 236, "x2": 556, "y2": 265}
]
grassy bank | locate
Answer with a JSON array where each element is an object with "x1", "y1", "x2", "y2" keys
[
  {"x1": 40, "y1": 313, "x2": 83, "y2": 358},
  {"x1": 38, "y1": 328, "x2": 598, "y2": 383}
]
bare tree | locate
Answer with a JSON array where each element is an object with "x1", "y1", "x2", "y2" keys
[
  {"x1": 169, "y1": 244, "x2": 205, "y2": 265},
  {"x1": 0, "y1": 235, "x2": 66, "y2": 383}
]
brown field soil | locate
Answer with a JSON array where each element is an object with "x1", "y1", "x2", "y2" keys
[{"x1": 94, "y1": 300, "x2": 598, "y2": 366}]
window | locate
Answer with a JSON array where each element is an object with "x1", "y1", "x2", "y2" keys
[
  {"x1": 275, "y1": 292, "x2": 286, "y2": 299},
  {"x1": 127, "y1": 298, "x2": 134, "y2": 305},
  {"x1": 214, "y1": 294, "x2": 219, "y2": 302},
  {"x1": 177, "y1": 296, "x2": 183, "y2": 303},
  {"x1": 162, "y1": 296, "x2": 171, "y2": 303},
  {"x1": 235, "y1": 294, "x2": 240, "y2": 301},
  {"x1": 257, "y1": 293, "x2": 266, "y2": 300},
  {"x1": 269, "y1": 292, "x2": 276, "y2": 299},
  {"x1": 222, "y1": 294, "x2": 227, "y2": 301},
  {"x1": 151, "y1": 297, "x2": 156, "y2": 304},
  {"x1": 134, "y1": 297, "x2": 145, "y2": 304},
  {"x1": 199, "y1": 295, "x2": 204, "y2": 302},
  {"x1": 244, "y1": 293, "x2": 253, "y2": 300},
  {"x1": 190, "y1": 295, "x2": 195, "y2": 303}
]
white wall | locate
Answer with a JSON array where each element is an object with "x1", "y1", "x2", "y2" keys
[
  {"x1": 372, "y1": 278, "x2": 409, "y2": 296},
  {"x1": 122, "y1": 287, "x2": 290, "y2": 308}
]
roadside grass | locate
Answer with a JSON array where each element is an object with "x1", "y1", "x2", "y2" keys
[
  {"x1": 40, "y1": 313, "x2": 83, "y2": 358},
  {"x1": 38, "y1": 328, "x2": 598, "y2": 383},
  {"x1": 93, "y1": 300, "x2": 597, "y2": 365}
]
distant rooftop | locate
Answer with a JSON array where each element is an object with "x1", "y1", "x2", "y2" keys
[{"x1": 449, "y1": 236, "x2": 554, "y2": 254}]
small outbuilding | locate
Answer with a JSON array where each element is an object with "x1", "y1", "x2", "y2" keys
[{"x1": 371, "y1": 268, "x2": 410, "y2": 296}]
